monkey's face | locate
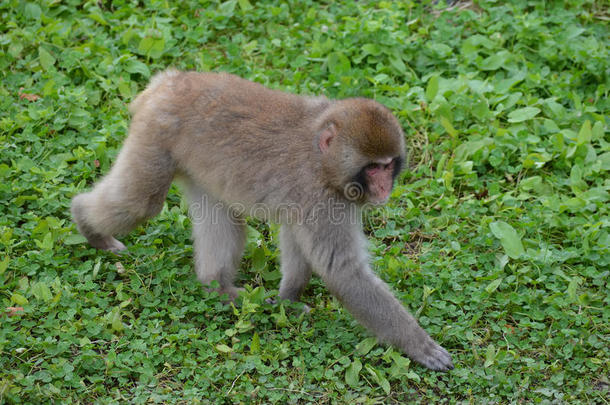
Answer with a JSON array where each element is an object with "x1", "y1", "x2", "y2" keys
[
  {"x1": 363, "y1": 157, "x2": 402, "y2": 204},
  {"x1": 350, "y1": 156, "x2": 403, "y2": 205}
]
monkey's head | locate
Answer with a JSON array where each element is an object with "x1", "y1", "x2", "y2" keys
[{"x1": 317, "y1": 98, "x2": 405, "y2": 205}]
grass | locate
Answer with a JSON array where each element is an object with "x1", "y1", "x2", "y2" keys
[{"x1": 0, "y1": 0, "x2": 608, "y2": 403}]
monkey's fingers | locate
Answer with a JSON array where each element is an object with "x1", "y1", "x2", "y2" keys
[
  {"x1": 416, "y1": 339, "x2": 454, "y2": 372},
  {"x1": 106, "y1": 239, "x2": 127, "y2": 253},
  {"x1": 90, "y1": 236, "x2": 126, "y2": 253}
]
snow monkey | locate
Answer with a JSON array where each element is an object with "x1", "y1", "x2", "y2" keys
[{"x1": 71, "y1": 70, "x2": 453, "y2": 371}]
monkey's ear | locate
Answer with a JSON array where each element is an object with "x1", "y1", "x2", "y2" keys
[{"x1": 318, "y1": 122, "x2": 337, "y2": 153}]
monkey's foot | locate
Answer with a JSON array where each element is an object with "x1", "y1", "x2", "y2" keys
[
  {"x1": 266, "y1": 298, "x2": 311, "y2": 313},
  {"x1": 213, "y1": 286, "x2": 244, "y2": 303},
  {"x1": 224, "y1": 287, "x2": 244, "y2": 303},
  {"x1": 89, "y1": 236, "x2": 126, "y2": 253},
  {"x1": 411, "y1": 337, "x2": 454, "y2": 372}
]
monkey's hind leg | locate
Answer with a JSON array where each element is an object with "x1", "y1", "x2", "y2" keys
[
  {"x1": 186, "y1": 183, "x2": 246, "y2": 302},
  {"x1": 71, "y1": 140, "x2": 175, "y2": 252}
]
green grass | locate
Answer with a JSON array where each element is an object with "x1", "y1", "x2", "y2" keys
[{"x1": 1, "y1": 0, "x2": 608, "y2": 403}]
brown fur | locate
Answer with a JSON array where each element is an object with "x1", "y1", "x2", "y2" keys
[{"x1": 71, "y1": 70, "x2": 453, "y2": 371}]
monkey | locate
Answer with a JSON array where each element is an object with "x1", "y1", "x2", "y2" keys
[{"x1": 71, "y1": 70, "x2": 454, "y2": 371}]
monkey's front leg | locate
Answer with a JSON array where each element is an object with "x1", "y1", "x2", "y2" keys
[
  {"x1": 296, "y1": 225, "x2": 454, "y2": 371},
  {"x1": 326, "y1": 264, "x2": 453, "y2": 371}
]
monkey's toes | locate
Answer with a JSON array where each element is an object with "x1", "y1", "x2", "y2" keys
[{"x1": 266, "y1": 298, "x2": 311, "y2": 313}]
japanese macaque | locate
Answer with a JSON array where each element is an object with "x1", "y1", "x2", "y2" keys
[{"x1": 71, "y1": 70, "x2": 454, "y2": 371}]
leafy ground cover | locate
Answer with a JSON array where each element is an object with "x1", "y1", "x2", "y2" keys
[{"x1": 1, "y1": 0, "x2": 608, "y2": 403}]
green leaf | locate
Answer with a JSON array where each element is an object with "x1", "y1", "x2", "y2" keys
[
  {"x1": 389, "y1": 351, "x2": 411, "y2": 371},
  {"x1": 576, "y1": 120, "x2": 592, "y2": 145},
  {"x1": 570, "y1": 164, "x2": 586, "y2": 192},
  {"x1": 479, "y1": 51, "x2": 509, "y2": 71},
  {"x1": 566, "y1": 277, "x2": 580, "y2": 303},
  {"x1": 591, "y1": 121, "x2": 604, "y2": 141},
  {"x1": 427, "y1": 42, "x2": 452, "y2": 57},
  {"x1": 471, "y1": 98, "x2": 491, "y2": 121},
  {"x1": 484, "y1": 344, "x2": 496, "y2": 368},
  {"x1": 345, "y1": 359, "x2": 362, "y2": 387},
  {"x1": 31, "y1": 282, "x2": 53, "y2": 302},
  {"x1": 149, "y1": 38, "x2": 166, "y2": 59},
  {"x1": 406, "y1": 370, "x2": 421, "y2": 382},
  {"x1": 365, "y1": 365, "x2": 390, "y2": 395},
  {"x1": 110, "y1": 308, "x2": 123, "y2": 332},
  {"x1": 250, "y1": 247, "x2": 267, "y2": 271},
  {"x1": 489, "y1": 221, "x2": 524, "y2": 259},
  {"x1": 426, "y1": 75, "x2": 439, "y2": 102},
  {"x1": 564, "y1": 26, "x2": 585, "y2": 40},
  {"x1": 485, "y1": 278, "x2": 503, "y2": 294},
  {"x1": 495, "y1": 71, "x2": 526, "y2": 93},
  {"x1": 24, "y1": 3, "x2": 41, "y2": 20},
  {"x1": 389, "y1": 56, "x2": 406, "y2": 73},
  {"x1": 0, "y1": 257, "x2": 8, "y2": 275},
  {"x1": 250, "y1": 332, "x2": 260, "y2": 354},
  {"x1": 361, "y1": 43, "x2": 382, "y2": 56},
  {"x1": 454, "y1": 138, "x2": 493, "y2": 162},
  {"x1": 327, "y1": 52, "x2": 351, "y2": 76},
  {"x1": 507, "y1": 107, "x2": 541, "y2": 123},
  {"x1": 435, "y1": 153, "x2": 448, "y2": 178},
  {"x1": 237, "y1": 0, "x2": 253, "y2": 11},
  {"x1": 42, "y1": 78, "x2": 56, "y2": 96},
  {"x1": 544, "y1": 99, "x2": 566, "y2": 119},
  {"x1": 519, "y1": 176, "x2": 542, "y2": 191},
  {"x1": 271, "y1": 304, "x2": 289, "y2": 327},
  {"x1": 215, "y1": 344, "x2": 232, "y2": 353},
  {"x1": 355, "y1": 337, "x2": 377, "y2": 356},
  {"x1": 219, "y1": 0, "x2": 237, "y2": 16},
  {"x1": 598, "y1": 152, "x2": 610, "y2": 171},
  {"x1": 63, "y1": 234, "x2": 87, "y2": 245},
  {"x1": 560, "y1": 197, "x2": 586, "y2": 212},
  {"x1": 11, "y1": 293, "x2": 29, "y2": 306},
  {"x1": 88, "y1": 12, "x2": 109, "y2": 26},
  {"x1": 35, "y1": 233, "x2": 54, "y2": 251},
  {"x1": 39, "y1": 47, "x2": 56, "y2": 71},
  {"x1": 440, "y1": 117, "x2": 457, "y2": 137},
  {"x1": 124, "y1": 59, "x2": 150, "y2": 78},
  {"x1": 138, "y1": 37, "x2": 155, "y2": 55},
  {"x1": 8, "y1": 42, "x2": 23, "y2": 58},
  {"x1": 92, "y1": 258, "x2": 102, "y2": 278},
  {"x1": 442, "y1": 170, "x2": 454, "y2": 191}
]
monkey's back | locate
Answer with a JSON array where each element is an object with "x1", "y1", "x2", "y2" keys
[{"x1": 128, "y1": 70, "x2": 331, "y2": 211}]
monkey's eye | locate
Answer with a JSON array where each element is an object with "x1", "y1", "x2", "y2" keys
[{"x1": 365, "y1": 159, "x2": 395, "y2": 173}]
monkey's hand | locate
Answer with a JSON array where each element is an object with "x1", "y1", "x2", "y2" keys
[
  {"x1": 83, "y1": 234, "x2": 126, "y2": 253},
  {"x1": 96, "y1": 237, "x2": 126, "y2": 253},
  {"x1": 403, "y1": 327, "x2": 454, "y2": 371}
]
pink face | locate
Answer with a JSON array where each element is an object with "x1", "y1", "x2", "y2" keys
[{"x1": 365, "y1": 157, "x2": 396, "y2": 204}]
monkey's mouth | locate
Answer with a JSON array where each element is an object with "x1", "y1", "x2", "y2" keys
[{"x1": 368, "y1": 194, "x2": 390, "y2": 206}]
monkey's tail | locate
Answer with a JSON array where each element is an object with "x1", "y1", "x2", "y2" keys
[{"x1": 129, "y1": 69, "x2": 181, "y2": 115}]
